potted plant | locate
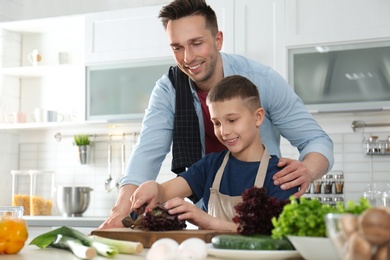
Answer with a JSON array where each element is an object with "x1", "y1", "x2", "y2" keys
[{"x1": 74, "y1": 134, "x2": 91, "y2": 164}]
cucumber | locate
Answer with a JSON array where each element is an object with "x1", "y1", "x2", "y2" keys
[{"x1": 211, "y1": 234, "x2": 294, "y2": 251}]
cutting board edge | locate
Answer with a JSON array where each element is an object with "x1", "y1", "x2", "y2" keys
[{"x1": 91, "y1": 229, "x2": 236, "y2": 248}]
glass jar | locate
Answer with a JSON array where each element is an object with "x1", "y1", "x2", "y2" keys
[
  {"x1": 387, "y1": 136, "x2": 390, "y2": 153},
  {"x1": 311, "y1": 196, "x2": 322, "y2": 202},
  {"x1": 367, "y1": 135, "x2": 380, "y2": 154},
  {"x1": 334, "y1": 174, "x2": 344, "y2": 194},
  {"x1": 313, "y1": 179, "x2": 322, "y2": 194},
  {"x1": 305, "y1": 183, "x2": 312, "y2": 194},
  {"x1": 11, "y1": 170, "x2": 55, "y2": 216},
  {"x1": 0, "y1": 206, "x2": 28, "y2": 254},
  {"x1": 322, "y1": 174, "x2": 334, "y2": 194},
  {"x1": 363, "y1": 183, "x2": 382, "y2": 207},
  {"x1": 382, "y1": 183, "x2": 390, "y2": 207},
  {"x1": 322, "y1": 197, "x2": 333, "y2": 206}
]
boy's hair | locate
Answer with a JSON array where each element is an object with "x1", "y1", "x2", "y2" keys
[
  {"x1": 158, "y1": 0, "x2": 219, "y2": 36},
  {"x1": 207, "y1": 75, "x2": 261, "y2": 111}
]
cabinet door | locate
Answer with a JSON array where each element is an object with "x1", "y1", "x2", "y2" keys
[
  {"x1": 234, "y1": 0, "x2": 286, "y2": 74},
  {"x1": 85, "y1": 5, "x2": 172, "y2": 64},
  {"x1": 235, "y1": 0, "x2": 284, "y2": 71},
  {"x1": 207, "y1": 0, "x2": 234, "y2": 54},
  {"x1": 285, "y1": 0, "x2": 390, "y2": 46}
]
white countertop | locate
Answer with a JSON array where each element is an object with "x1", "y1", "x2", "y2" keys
[
  {"x1": 24, "y1": 216, "x2": 106, "y2": 228},
  {"x1": 6, "y1": 240, "x2": 222, "y2": 260},
  {"x1": 5, "y1": 245, "x2": 148, "y2": 260},
  {"x1": 6, "y1": 242, "x2": 303, "y2": 260}
]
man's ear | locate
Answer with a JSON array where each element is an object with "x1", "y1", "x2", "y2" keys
[{"x1": 215, "y1": 31, "x2": 223, "y2": 51}]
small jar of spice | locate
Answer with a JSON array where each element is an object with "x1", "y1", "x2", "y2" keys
[
  {"x1": 313, "y1": 179, "x2": 322, "y2": 194},
  {"x1": 367, "y1": 135, "x2": 380, "y2": 154},
  {"x1": 322, "y1": 174, "x2": 334, "y2": 194},
  {"x1": 334, "y1": 174, "x2": 344, "y2": 194},
  {"x1": 387, "y1": 136, "x2": 390, "y2": 153}
]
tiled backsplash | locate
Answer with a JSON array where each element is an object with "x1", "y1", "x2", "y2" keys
[{"x1": 1, "y1": 126, "x2": 390, "y2": 217}]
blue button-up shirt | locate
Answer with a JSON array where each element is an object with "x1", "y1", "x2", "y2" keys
[{"x1": 120, "y1": 52, "x2": 334, "y2": 186}]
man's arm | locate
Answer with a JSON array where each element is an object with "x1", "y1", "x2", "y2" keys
[
  {"x1": 262, "y1": 68, "x2": 333, "y2": 197},
  {"x1": 98, "y1": 76, "x2": 176, "y2": 230},
  {"x1": 98, "y1": 184, "x2": 138, "y2": 229}
]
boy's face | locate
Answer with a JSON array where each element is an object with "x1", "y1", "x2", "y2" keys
[
  {"x1": 209, "y1": 97, "x2": 264, "y2": 160},
  {"x1": 166, "y1": 15, "x2": 223, "y2": 91}
]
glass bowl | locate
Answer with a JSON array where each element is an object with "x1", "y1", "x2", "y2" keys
[{"x1": 325, "y1": 211, "x2": 390, "y2": 260}]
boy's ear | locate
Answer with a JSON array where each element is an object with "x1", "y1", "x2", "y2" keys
[{"x1": 255, "y1": 108, "x2": 265, "y2": 127}]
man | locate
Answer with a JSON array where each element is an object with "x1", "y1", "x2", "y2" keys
[{"x1": 99, "y1": 0, "x2": 333, "y2": 229}]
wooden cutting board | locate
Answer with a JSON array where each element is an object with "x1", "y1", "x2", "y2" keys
[{"x1": 91, "y1": 228, "x2": 236, "y2": 248}]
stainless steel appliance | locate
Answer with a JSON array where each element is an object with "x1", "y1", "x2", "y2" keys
[{"x1": 288, "y1": 40, "x2": 390, "y2": 113}]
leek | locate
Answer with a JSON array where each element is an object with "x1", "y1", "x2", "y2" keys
[
  {"x1": 30, "y1": 226, "x2": 118, "y2": 258},
  {"x1": 52, "y1": 235, "x2": 96, "y2": 259},
  {"x1": 91, "y1": 235, "x2": 143, "y2": 254}
]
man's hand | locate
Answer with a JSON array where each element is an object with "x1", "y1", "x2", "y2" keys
[
  {"x1": 97, "y1": 184, "x2": 138, "y2": 230},
  {"x1": 273, "y1": 153, "x2": 329, "y2": 198}
]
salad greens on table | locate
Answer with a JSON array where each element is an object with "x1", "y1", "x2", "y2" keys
[{"x1": 271, "y1": 196, "x2": 370, "y2": 238}]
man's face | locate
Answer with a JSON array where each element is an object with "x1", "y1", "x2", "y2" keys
[{"x1": 166, "y1": 15, "x2": 223, "y2": 88}]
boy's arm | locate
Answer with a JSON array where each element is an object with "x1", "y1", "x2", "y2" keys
[
  {"x1": 164, "y1": 197, "x2": 237, "y2": 231},
  {"x1": 131, "y1": 177, "x2": 192, "y2": 211}
]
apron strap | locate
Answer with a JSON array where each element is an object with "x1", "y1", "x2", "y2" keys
[
  {"x1": 211, "y1": 151, "x2": 230, "y2": 189},
  {"x1": 254, "y1": 147, "x2": 271, "y2": 188}
]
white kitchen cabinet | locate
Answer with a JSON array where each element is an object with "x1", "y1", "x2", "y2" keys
[
  {"x1": 285, "y1": 0, "x2": 390, "y2": 47},
  {"x1": 233, "y1": 0, "x2": 286, "y2": 73},
  {"x1": 0, "y1": 15, "x2": 86, "y2": 128},
  {"x1": 84, "y1": 5, "x2": 172, "y2": 65},
  {"x1": 207, "y1": 0, "x2": 234, "y2": 54},
  {"x1": 85, "y1": 2, "x2": 236, "y2": 65},
  {"x1": 207, "y1": 0, "x2": 286, "y2": 71}
]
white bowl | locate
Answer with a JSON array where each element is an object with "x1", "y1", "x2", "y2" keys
[{"x1": 287, "y1": 236, "x2": 340, "y2": 260}]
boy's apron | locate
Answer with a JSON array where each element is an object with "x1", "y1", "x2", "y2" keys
[{"x1": 208, "y1": 149, "x2": 270, "y2": 222}]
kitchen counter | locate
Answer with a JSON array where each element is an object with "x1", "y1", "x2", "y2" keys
[
  {"x1": 8, "y1": 244, "x2": 303, "y2": 260},
  {"x1": 4, "y1": 245, "x2": 148, "y2": 260},
  {"x1": 8, "y1": 241, "x2": 224, "y2": 260},
  {"x1": 6, "y1": 235, "x2": 303, "y2": 260},
  {"x1": 24, "y1": 216, "x2": 106, "y2": 228}
]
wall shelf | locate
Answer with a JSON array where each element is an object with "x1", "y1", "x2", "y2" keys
[{"x1": 1, "y1": 64, "x2": 84, "y2": 78}]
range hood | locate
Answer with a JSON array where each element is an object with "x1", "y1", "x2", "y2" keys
[{"x1": 288, "y1": 40, "x2": 390, "y2": 113}]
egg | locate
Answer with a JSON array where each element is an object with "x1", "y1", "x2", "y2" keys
[
  {"x1": 146, "y1": 238, "x2": 179, "y2": 260},
  {"x1": 176, "y1": 238, "x2": 207, "y2": 260}
]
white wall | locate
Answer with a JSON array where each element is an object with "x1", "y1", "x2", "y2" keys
[
  {"x1": 5, "y1": 125, "x2": 390, "y2": 217},
  {"x1": 2, "y1": 124, "x2": 176, "y2": 217}
]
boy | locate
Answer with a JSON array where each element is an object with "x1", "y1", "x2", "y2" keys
[{"x1": 130, "y1": 75, "x2": 298, "y2": 231}]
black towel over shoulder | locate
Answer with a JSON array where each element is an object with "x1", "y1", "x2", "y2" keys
[{"x1": 168, "y1": 66, "x2": 202, "y2": 174}]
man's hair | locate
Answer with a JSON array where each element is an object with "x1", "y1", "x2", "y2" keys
[
  {"x1": 158, "y1": 0, "x2": 219, "y2": 36},
  {"x1": 207, "y1": 75, "x2": 261, "y2": 111}
]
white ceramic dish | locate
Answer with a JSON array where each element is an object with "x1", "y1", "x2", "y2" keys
[
  {"x1": 287, "y1": 236, "x2": 340, "y2": 260},
  {"x1": 206, "y1": 244, "x2": 301, "y2": 259}
]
